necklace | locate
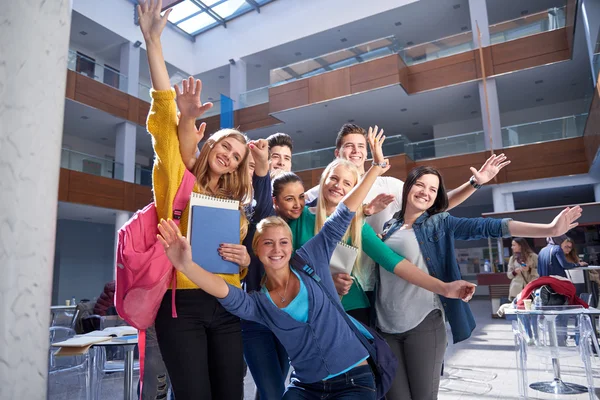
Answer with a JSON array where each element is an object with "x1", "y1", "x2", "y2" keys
[{"x1": 272, "y1": 270, "x2": 291, "y2": 303}]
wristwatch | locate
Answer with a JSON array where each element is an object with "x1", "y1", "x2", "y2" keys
[
  {"x1": 372, "y1": 160, "x2": 387, "y2": 168},
  {"x1": 469, "y1": 176, "x2": 482, "y2": 190}
]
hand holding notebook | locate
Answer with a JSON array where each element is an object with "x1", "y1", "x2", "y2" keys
[{"x1": 329, "y1": 242, "x2": 359, "y2": 276}]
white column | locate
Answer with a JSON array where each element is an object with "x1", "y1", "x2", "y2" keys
[
  {"x1": 0, "y1": 1, "x2": 72, "y2": 398},
  {"x1": 115, "y1": 122, "x2": 137, "y2": 183},
  {"x1": 594, "y1": 183, "x2": 600, "y2": 203},
  {"x1": 230, "y1": 58, "x2": 247, "y2": 109},
  {"x1": 492, "y1": 187, "x2": 515, "y2": 213},
  {"x1": 119, "y1": 42, "x2": 140, "y2": 96},
  {"x1": 469, "y1": 0, "x2": 503, "y2": 150},
  {"x1": 114, "y1": 211, "x2": 131, "y2": 279}
]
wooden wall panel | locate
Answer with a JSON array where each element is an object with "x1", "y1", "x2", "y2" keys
[
  {"x1": 349, "y1": 54, "x2": 400, "y2": 94},
  {"x1": 65, "y1": 70, "x2": 76, "y2": 100},
  {"x1": 308, "y1": 69, "x2": 351, "y2": 104},
  {"x1": 493, "y1": 50, "x2": 570, "y2": 75},
  {"x1": 269, "y1": 80, "x2": 309, "y2": 114},
  {"x1": 138, "y1": 101, "x2": 150, "y2": 127},
  {"x1": 408, "y1": 60, "x2": 477, "y2": 93},
  {"x1": 565, "y1": 0, "x2": 577, "y2": 52},
  {"x1": 584, "y1": 84, "x2": 600, "y2": 166},
  {"x1": 74, "y1": 73, "x2": 129, "y2": 116},
  {"x1": 58, "y1": 168, "x2": 69, "y2": 202},
  {"x1": 135, "y1": 185, "x2": 154, "y2": 210},
  {"x1": 502, "y1": 137, "x2": 589, "y2": 181},
  {"x1": 123, "y1": 183, "x2": 136, "y2": 212},
  {"x1": 198, "y1": 114, "x2": 221, "y2": 135},
  {"x1": 235, "y1": 103, "x2": 282, "y2": 132},
  {"x1": 413, "y1": 152, "x2": 489, "y2": 190},
  {"x1": 491, "y1": 28, "x2": 568, "y2": 68},
  {"x1": 475, "y1": 46, "x2": 494, "y2": 78},
  {"x1": 351, "y1": 75, "x2": 400, "y2": 95},
  {"x1": 127, "y1": 97, "x2": 140, "y2": 123}
]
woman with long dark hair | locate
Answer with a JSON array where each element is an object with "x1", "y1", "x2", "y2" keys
[
  {"x1": 378, "y1": 166, "x2": 582, "y2": 400},
  {"x1": 507, "y1": 238, "x2": 539, "y2": 300}
]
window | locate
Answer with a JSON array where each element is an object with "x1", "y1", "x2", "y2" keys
[
  {"x1": 104, "y1": 65, "x2": 121, "y2": 89},
  {"x1": 76, "y1": 52, "x2": 96, "y2": 79}
]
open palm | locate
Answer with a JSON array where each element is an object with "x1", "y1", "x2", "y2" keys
[
  {"x1": 157, "y1": 219, "x2": 192, "y2": 272},
  {"x1": 550, "y1": 206, "x2": 582, "y2": 236},
  {"x1": 137, "y1": 0, "x2": 172, "y2": 41},
  {"x1": 470, "y1": 153, "x2": 510, "y2": 185},
  {"x1": 175, "y1": 77, "x2": 213, "y2": 119}
]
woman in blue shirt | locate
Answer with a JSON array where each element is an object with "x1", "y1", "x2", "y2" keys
[{"x1": 378, "y1": 165, "x2": 583, "y2": 400}]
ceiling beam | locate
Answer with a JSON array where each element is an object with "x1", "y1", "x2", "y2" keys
[{"x1": 245, "y1": 0, "x2": 261, "y2": 13}]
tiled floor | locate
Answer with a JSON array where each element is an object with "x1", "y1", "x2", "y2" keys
[{"x1": 49, "y1": 299, "x2": 600, "y2": 399}]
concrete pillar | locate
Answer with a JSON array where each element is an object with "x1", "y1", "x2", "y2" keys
[
  {"x1": 230, "y1": 58, "x2": 247, "y2": 109},
  {"x1": 0, "y1": 1, "x2": 72, "y2": 398},
  {"x1": 492, "y1": 187, "x2": 515, "y2": 213},
  {"x1": 469, "y1": 0, "x2": 503, "y2": 150},
  {"x1": 594, "y1": 183, "x2": 600, "y2": 203},
  {"x1": 119, "y1": 42, "x2": 140, "y2": 96},
  {"x1": 114, "y1": 211, "x2": 131, "y2": 279},
  {"x1": 115, "y1": 122, "x2": 137, "y2": 183}
]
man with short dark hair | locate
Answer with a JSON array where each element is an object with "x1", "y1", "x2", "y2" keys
[{"x1": 267, "y1": 132, "x2": 293, "y2": 172}]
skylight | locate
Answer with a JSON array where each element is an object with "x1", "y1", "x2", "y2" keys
[{"x1": 166, "y1": 0, "x2": 277, "y2": 36}]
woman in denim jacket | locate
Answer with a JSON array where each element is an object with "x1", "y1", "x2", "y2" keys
[{"x1": 378, "y1": 166, "x2": 582, "y2": 400}]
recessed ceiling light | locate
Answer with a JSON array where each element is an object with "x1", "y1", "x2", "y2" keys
[
  {"x1": 296, "y1": 130, "x2": 302, "y2": 134},
  {"x1": 84, "y1": 217, "x2": 92, "y2": 221},
  {"x1": 471, "y1": 110, "x2": 478, "y2": 114},
  {"x1": 340, "y1": 38, "x2": 348, "y2": 42},
  {"x1": 315, "y1": 140, "x2": 321, "y2": 144},
  {"x1": 400, "y1": 108, "x2": 407, "y2": 112},
  {"x1": 421, "y1": 132, "x2": 428, "y2": 135},
  {"x1": 101, "y1": 137, "x2": 108, "y2": 141},
  {"x1": 453, "y1": 4, "x2": 461, "y2": 9},
  {"x1": 536, "y1": 98, "x2": 544, "y2": 102},
  {"x1": 412, "y1": 122, "x2": 419, "y2": 126},
  {"x1": 324, "y1": 104, "x2": 328, "y2": 108},
  {"x1": 79, "y1": 30, "x2": 88, "y2": 36},
  {"x1": 80, "y1": 115, "x2": 89, "y2": 120},
  {"x1": 394, "y1": 21, "x2": 402, "y2": 26},
  {"x1": 218, "y1": 75, "x2": 225, "y2": 79},
  {"x1": 521, "y1": 10, "x2": 529, "y2": 15},
  {"x1": 295, "y1": 52, "x2": 302, "y2": 56},
  {"x1": 255, "y1": 64, "x2": 261, "y2": 68},
  {"x1": 406, "y1": 41, "x2": 414, "y2": 46},
  {"x1": 461, "y1": 26, "x2": 468, "y2": 31},
  {"x1": 463, "y1": 95, "x2": 471, "y2": 99},
  {"x1": 208, "y1": 97, "x2": 214, "y2": 101},
  {"x1": 228, "y1": 59, "x2": 235, "y2": 65},
  {"x1": 535, "y1": 80, "x2": 544, "y2": 84},
  {"x1": 348, "y1": 119, "x2": 355, "y2": 123},
  {"x1": 571, "y1": 82, "x2": 577, "y2": 86}
]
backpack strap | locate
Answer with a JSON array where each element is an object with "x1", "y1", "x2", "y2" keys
[
  {"x1": 289, "y1": 254, "x2": 377, "y2": 360},
  {"x1": 138, "y1": 329, "x2": 146, "y2": 397},
  {"x1": 168, "y1": 169, "x2": 197, "y2": 318}
]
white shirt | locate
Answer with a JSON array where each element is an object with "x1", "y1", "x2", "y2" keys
[
  {"x1": 376, "y1": 228, "x2": 443, "y2": 334},
  {"x1": 304, "y1": 175, "x2": 404, "y2": 291}
]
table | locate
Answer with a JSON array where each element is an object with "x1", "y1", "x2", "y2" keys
[
  {"x1": 505, "y1": 306, "x2": 600, "y2": 395},
  {"x1": 88, "y1": 338, "x2": 138, "y2": 400},
  {"x1": 572, "y1": 266, "x2": 600, "y2": 307}
]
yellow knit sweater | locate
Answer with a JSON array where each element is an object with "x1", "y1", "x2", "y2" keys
[{"x1": 147, "y1": 89, "x2": 244, "y2": 289}]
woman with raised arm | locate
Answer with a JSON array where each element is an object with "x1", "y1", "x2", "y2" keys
[
  {"x1": 137, "y1": 1, "x2": 254, "y2": 398},
  {"x1": 378, "y1": 165, "x2": 582, "y2": 400},
  {"x1": 156, "y1": 133, "x2": 393, "y2": 399}
]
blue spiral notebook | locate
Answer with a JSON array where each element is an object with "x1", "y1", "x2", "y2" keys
[{"x1": 187, "y1": 193, "x2": 241, "y2": 274}]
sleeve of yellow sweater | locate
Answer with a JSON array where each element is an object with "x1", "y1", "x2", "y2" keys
[{"x1": 147, "y1": 89, "x2": 243, "y2": 288}]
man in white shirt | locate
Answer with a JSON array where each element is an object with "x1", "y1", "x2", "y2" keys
[{"x1": 305, "y1": 123, "x2": 510, "y2": 297}]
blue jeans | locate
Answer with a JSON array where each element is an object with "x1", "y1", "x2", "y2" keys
[
  {"x1": 242, "y1": 319, "x2": 290, "y2": 399},
  {"x1": 283, "y1": 365, "x2": 376, "y2": 400}
]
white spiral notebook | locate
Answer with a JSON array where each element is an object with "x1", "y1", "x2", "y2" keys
[
  {"x1": 329, "y1": 242, "x2": 359, "y2": 275},
  {"x1": 187, "y1": 193, "x2": 241, "y2": 274}
]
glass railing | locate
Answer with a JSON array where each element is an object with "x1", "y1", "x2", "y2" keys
[
  {"x1": 399, "y1": 32, "x2": 474, "y2": 66},
  {"x1": 490, "y1": 5, "x2": 566, "y2": 45},
  {"x1": 67, "y1": 49, "x2": 128, "y2": 92},
  {"x1": 138, "y1": 82, "x2": 152, "y2": 103},
  {"x1": 204, "y1": 99, "x2": 222, "y2": 117},
  {"x1": 61, "y1": 148, "x2": 152, "y2": 187},
  {"x1": 501, "y1": 113, "x2": 587, "y2": 147},
  {"x1": 270, "y1": 36, "x2": 401, "y2": 86},
  {"x1": 406, "y1": 131, "x2": 486, "y2": 161},
  {"x1": 239, "y1": 86, "x2": 270, "y2": 108}
]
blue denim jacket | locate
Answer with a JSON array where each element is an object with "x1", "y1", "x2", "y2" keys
[{"x1": 382, "y1": 212, "x2": 512, "y2": 343}]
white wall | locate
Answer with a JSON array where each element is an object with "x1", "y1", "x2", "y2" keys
[
  {"x1": 62, "y1": 134, "x2": 150, "y2": 166},
  {"x1": 72, "y1": 0, "x2": 196, "y2": 74},
  {"x1": 191, "y1": 0, "x2": 418, "y2": 74}
]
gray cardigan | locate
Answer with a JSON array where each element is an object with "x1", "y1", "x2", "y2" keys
[{"x1": 219, "y1": 203, "x2": 370, "y2": 383}]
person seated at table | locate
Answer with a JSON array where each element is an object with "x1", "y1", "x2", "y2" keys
[
  {"x1": 538, "y1": 236, "x2": 587, "y2": 278},
  {"x1": 507, "y1": 238, "x2": 539, "y2": 301}
]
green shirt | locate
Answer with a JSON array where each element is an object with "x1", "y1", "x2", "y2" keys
[{"x1": 288, "y1": 207, "x2": 404, "y2": 311}]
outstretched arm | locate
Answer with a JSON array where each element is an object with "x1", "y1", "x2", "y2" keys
[
  {"x1": 508, "y1": 206, "x2": 582, "y2": 237},
  {"x1": 447, "y1": 154, "x2": 510, "y2": 210},
  {"x1": 138, "y1": 0, "x2": 172, "y2": 90},
  {"x1": 175, "y1": 77, "x2": 213, "y2": 170}
]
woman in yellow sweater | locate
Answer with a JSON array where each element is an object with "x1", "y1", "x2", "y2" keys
[{"x1": 138, "y1": 1, "x2": 252, "y2": 398}]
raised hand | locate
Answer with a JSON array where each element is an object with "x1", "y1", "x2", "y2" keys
[
  {"x1": 218, "y1": 243, "x2": 251, "y2": 270},
  {"x1": 332, "y1": 273, "x2": 353, "y2": 296},
  {"x1": 175, "y1": 77, "x2": 213, "y2": 120},
  {"x1": 470, "y1": 153, "x2": 510, "y2": 185},
  {"x1": 157, "y1": 219, "x2": 192, "y2": 272},
  {"x1": 137, "y1": 0, "x2": 172, "y2": 42},
  {"x1": 364, "y1": 193, "x2": 395, "y2": 217},
  {"x1": 248, "y1": 139, "x2": 269, "y2": 175},
  {"x1": 550, "y1": 206, "x2": 582, "y2": 236},
  {"x1": 367, "y1": 125, "x2": 390, "y2": 175},
  {"x1": 444, "y1": 280, "x2": 477, "y2": 302}
]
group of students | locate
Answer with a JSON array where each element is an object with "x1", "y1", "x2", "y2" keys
[{"x1": 135, "y1": 1, "x2": 583, "y2": 399}]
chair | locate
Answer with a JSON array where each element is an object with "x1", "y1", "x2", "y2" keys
[
  {"x1": 512, "y1": 308, "x2": 598, "y2": 399},
  {"x1": 47, "y1": 326, "x2": 91, "y2": 399}
]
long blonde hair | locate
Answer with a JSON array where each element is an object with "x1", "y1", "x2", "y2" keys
[
  {"x1": 192, "y1": 128, "x2": 253, "y2": 239},
  {"x1": 315, "y1": 159, "x2": 363, "y2": 274}
]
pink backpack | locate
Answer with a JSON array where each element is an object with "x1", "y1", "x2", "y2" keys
[{"x1": 114, "y1": 169, "x2": 196, "y2": 395}]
